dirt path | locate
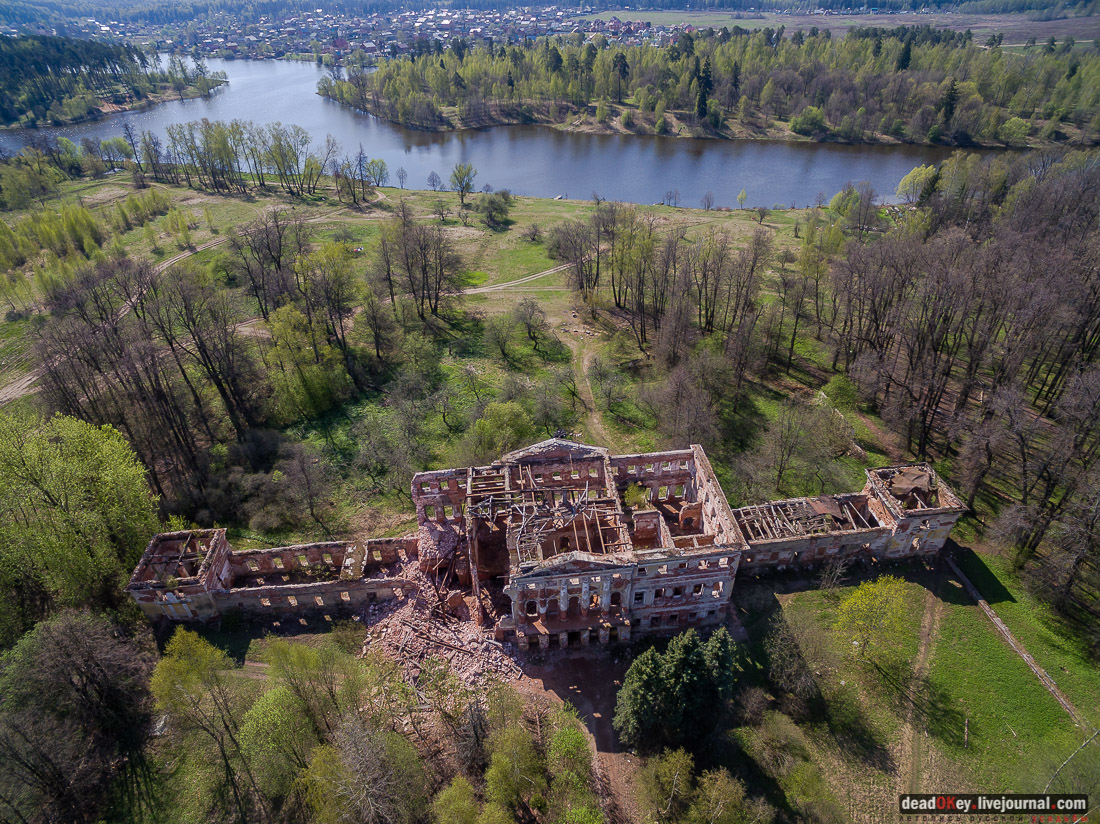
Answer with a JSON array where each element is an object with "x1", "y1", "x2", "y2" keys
[
  {"x1": 896, "y1": 577, "x2": 943, "y2": 794},
  {"x1": 560, "y1": 334, "x2": 615, "y2": 450},
  {"x1": 464, "y1": 263, "x2": 570, "y2": 294},
  {"x1": 517, "y1": 650, "x2": 640, "y2": 823},
  {"x1": 854, "y1": 410, "x2": 906, "y2": 462}
]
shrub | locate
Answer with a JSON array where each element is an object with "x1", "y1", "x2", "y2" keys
[{"x1": 790, "y1": 106, "x2": 827, "y2": 137}]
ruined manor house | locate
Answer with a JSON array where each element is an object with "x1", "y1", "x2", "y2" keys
[{"x1": 128, "y1": 439, "x2": 965, "y2": 649}]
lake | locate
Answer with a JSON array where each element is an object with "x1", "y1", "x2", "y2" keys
[{"x1": 0, "y1": 57, "x2": 962, "y2": 208}]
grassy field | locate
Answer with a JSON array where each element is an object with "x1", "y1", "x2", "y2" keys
[
  {"x1": 726, "y1": 552, "x2": 1098, "y2": 821},
  {"x1": 575, "y1": 10, "x2": 1100, "y2": 45}
]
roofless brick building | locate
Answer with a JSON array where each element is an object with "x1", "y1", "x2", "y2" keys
[{"x1": 128, "y1": 439, "x2": 964, "y2": 648}]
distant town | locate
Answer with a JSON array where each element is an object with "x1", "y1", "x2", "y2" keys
[{"x1": 7, "y1": 5, "x2": 948, "y2": 62}]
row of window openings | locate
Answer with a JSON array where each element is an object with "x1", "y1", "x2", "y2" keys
[
  {"x1": 245, "y1": 553, "x2": 333, "y2": 572},
  {"x1": 525, "y1": 591, "x2": 624, "y2": 616},
  {"x1": 644, "y1": 609, "x2": 716, "y2": 627},
  {"x1": 423, "y1": 504, "x2": 461, "y2": 520},
  {"x1": 525, "y1": 582, "x2": 722, "y2": 616},
  {"x1": 636, "y1": 581, "x2": 723, "y2": 602},
  {"x1": 643, "y1": 484, "x2": 687, "y2": 501},
  {"x1": 258, "y1": 592, "x2": 352, "y2": 607},
  {"x1": 524, "y1": 573, "x2": 619, "y2": 591},
  {"x1": 622, "y1": 460, "x2": 690, "y2": 475},
  {"x1": 538, "y1": 466, "x2": 600, "y2": 482},
  {"x1": 520, "y1": 561, "x2": 728, "y2": 595},
  {"x1": 638, "y1": 557, "x2": 730, "y2": 576},
  {"x1": 419, "y1": 465, "x2": 606, "y2": 495},
  {"x1": 420, "y1": 477, "x2": 458, "y2": 493}
]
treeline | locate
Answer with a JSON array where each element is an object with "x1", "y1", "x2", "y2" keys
[
  {"x1": 0, "y1": 36, "x2": 216, "y2": 126},
  {"x1": 321, "y1": 26, "x2": 1099, "y2": 145},
  {"x1": 8, "y1": 117, "x2": 391, "y2": 203},
  {"x1": 836, "y1": 152, "x2": 1100, "y2": 630}
]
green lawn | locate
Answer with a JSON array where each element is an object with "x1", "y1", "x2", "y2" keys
[
  {"x1": 730, "y1": 553, "x2": 1099, "y2": 813},
  {"x1": 954, "y1": 548, "x2": 1100, "y2": 730},
  {"x1": 925, "y1": 569, "x2": 1084, "y2": 790}
]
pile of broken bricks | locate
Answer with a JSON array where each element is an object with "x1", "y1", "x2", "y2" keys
[{"x1": 359, "y1": 556, "x2": 522, "y2": 688}]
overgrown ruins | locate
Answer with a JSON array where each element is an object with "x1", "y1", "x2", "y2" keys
[{"x1": 128, "y1": 439, "x2": 965, "y2": 651}]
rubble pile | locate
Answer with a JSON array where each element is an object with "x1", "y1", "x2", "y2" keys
[{"x1": 360, "y1": 551, "x2": 522, "y2": 688}]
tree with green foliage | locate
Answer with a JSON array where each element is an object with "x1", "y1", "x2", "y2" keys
[
  {"x1": 478, "y1": 188, "x2": 514, "y2": 229},
  {"x1": 546, "y1": 707, "x2": 603, "y2": 823},
  {"x1": 450, "y1": 162, "x2": 477, "y2": 206},
  {"x1": 836, "y1": 574, "x2": 908, "y2": 662},
  {"x1": 790, "y1": 105, "x2": 827, "y2": 137},
  {"x1": 433, "y1": 775, "x2": 480, "y2": 824},
  {"x1": 896, "y1": 163, "x2": 936, "y2": 204},
  {"x1": 613, "y1": 628, "x2": 738, "y2": 752},
  {"x1": 239, "y1": 685, "x2": 319, "y2": 798},
  {"x1": 0, "y1": 411, "x2": 157, "y2": 644},
  {"x1": 999, "y1": 116, "x2": 1030, "y2": 146},
  {"x1": 462, "y1": 401, "x2": 536, "y2": 465},
  {"x1": 637, "y1": 748, "x2": 696, "y2": 824},
  {"x1": 152, "y1": 628, "x2": 272, "y2": 824},
  {"x1": 305, "y1": 710, "x2": 428, "y2": 824},
  {"x1": 611, "y1": 52, "x2": 630, "y2": 103},
  {"x1": 484, "y1": 722, "x2": 547, "y2": 813},
  {"x1": 267, "y1": 304, "x2": 352, "y2": 422}
]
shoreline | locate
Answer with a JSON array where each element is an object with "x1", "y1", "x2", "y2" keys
[
  {"x1": 2, "y1": 79, "x2": 228, "y2": 131},
  {"x1": 319, "y1": 94, "x2": 1062, "y2": 151}
]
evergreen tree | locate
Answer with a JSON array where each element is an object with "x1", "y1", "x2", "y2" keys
[
  {"x1": 613, "y1": 628, "x2": 738, "y2": 752},
  {"x1": 896, "y1": 40, "x2": 912, "y2": 71}
]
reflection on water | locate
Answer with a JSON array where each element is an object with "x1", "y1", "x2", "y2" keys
[{"x1": 0, "y1": 57, "x2": 965, "y2": 208}]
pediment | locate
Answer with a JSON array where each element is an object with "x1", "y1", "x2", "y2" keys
[
  {"x1": 500, "y1": 438, "x2": 609, "y2": 465},
  {"x1": 517, "y1": 552, "x2": 629, "y2": 578}
]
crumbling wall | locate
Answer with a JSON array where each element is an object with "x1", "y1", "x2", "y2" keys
[
  {"x1": 215, "y1": 576, "x2": 411, "y2": 615},
  {"x1": 628, "y1": 552, "x2": 738, "y2": 630},
  {"x1": 227, "y1": 541, "x2": 354, "y2": 578},
  {"x1": 691, "y1": 445, "x2": 746, "y2": 548},
  {"x1": 611, "y1": 450, "x2": 695, "y2": 500},
  {"x1": 739, "y1": 526, "x2": 893, "y2": 571},
  {"x1": 506, "y1": 565, "x2": 634, "y2": 649},
  {"x1": 127, "y1": 529, "x2": 233, "y2": 621},
  {"x1": 522, "y1": 458, "x2": 611, "y2": 493},
  {"x1": 411, "y1": 469, "x2": 468, "y2": 524},
  {"x1": 503, "y1": 548, "x2": 739, "y2": 648},
  {"x1": 886, "y1": 511, "x2": 963, "y2": 557}
]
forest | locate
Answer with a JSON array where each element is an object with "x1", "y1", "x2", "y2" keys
[
  {"x1": 0, "y1": 36, "x2": 224, "y2": 127},
  {"x1": 0, "y1": 111, "x2": 1098, "y2": 823},
  {"x1": 320, "y1": 26, "x2": 1100, "y2": 147}
]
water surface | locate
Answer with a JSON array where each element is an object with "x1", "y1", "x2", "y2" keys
[{"x1": 1, "y1": 57, "x2": 962, "y2": 208}]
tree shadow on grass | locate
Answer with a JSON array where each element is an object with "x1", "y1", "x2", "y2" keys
[
  {"x1": 874, "y1": 660, "x2": 966, "y2": 748},
  {"x1": 703, "y1": 726, "x2": 801, "y2": 822},
  {"x1": 717, "y1": 390, "x2": 771, "y2": 455},
  {"x1": 821, "y1": 679, "x2": 898, "y2": 773}
]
